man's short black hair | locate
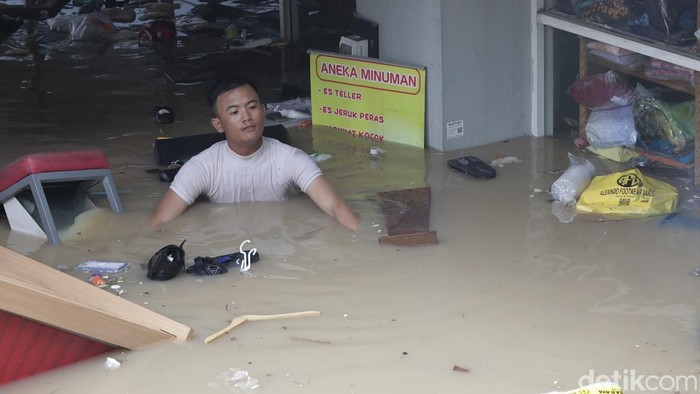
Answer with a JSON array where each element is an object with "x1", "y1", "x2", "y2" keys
[{"x1": 207, "y1": 76, "x2": 259, "y2": 113}]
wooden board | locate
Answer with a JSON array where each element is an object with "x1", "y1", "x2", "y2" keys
[
  {"x1": 379, "y1": 231, "x2": 438, "y2": 246},
  {"x1": 0, "y1": 246, "x2": 193, "y2": 350},
  {"x1": 377, "y1": 186, "x2": 438, "y2": 246}
]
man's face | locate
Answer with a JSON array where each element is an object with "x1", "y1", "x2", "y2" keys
[{"x1": 210, "y1": 84, "x2": 266, "y2": 154}]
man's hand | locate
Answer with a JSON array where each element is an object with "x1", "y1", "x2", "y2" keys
[{"x1": 305, "y1": 176, "x2": 358, "y2": 231}]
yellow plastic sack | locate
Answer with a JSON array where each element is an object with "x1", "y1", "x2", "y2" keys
[
  {"x1": 576, "y1": 168, "x2": 677, "y2": 218},
  {"x1": 586, "y1": 145, "x2": 639, "y2": 163},
  {"x1": 542, "y1": 381, "x2": 623, "y2": 394}
]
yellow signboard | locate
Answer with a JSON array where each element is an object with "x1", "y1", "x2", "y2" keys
[{"x1": 309, "y1": 50, "x2": 426, "y2": 148}]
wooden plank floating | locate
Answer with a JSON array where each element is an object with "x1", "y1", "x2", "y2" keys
[
  {"x1": 378, "y1": 231, "x2": 438, "y2": 246},
  {"x1": 377, "y1": 186, "x2": 438, "y2": 246},
  {"x1": 0, "y1": 245, "x2": 193, "y2": 350}
]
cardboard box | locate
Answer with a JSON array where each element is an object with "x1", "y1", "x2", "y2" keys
[{"x1": 339, "y1": 35, "x2": 368, "y2": 57}]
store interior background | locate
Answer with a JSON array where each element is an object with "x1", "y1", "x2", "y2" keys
[{"x1": 548, "y1": 0, "x2": 700, "y2": 143}]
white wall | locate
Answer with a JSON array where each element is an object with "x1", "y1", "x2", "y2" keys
[
  {"x1": 356, "y1": 0, "x2": 533, "y2": 151},
  {"x1": 355, "y1": 0, "x2": 445, "y2": 150}
]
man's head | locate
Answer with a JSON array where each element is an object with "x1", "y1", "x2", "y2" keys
[{"x1": 208, "y1": 76, "x2": 266, "y2": 156}]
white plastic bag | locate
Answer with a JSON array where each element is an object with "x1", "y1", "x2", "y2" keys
[
  {"x1": 69, "y1": 13, "x2": 116, "y2": 41},
  {"x1": 585, "y1": 105, "x2": 638, "y2": 148},
  {"x1": 551, "y1": 153, "x2": 595, "y2": 205},
  {"x1": 46, "y1": 15, "x2": 73, "y2": 32}
]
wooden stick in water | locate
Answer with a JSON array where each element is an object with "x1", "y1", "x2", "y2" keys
[{"x1": 204, "y1": 310, "x2": 321, "y2": 344}]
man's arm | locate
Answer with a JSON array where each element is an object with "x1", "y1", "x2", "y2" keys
[
  {"x1": 149, "y1": 189, "x2": 191, "y2": 227},
  {"x1": 305, "y1": 175, "x2": 358, "y2": 231}
]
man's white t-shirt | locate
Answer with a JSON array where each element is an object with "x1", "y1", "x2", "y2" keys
[{"x1": 170, "y1": 137, "x2": 322, "y2": 205}]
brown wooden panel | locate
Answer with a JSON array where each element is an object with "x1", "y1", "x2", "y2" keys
[
  {"x1": 377, "y1": 187, "x2": 431, "y2": 236},
  {"x1": 378, "y1": 231, "x2": 438, "y2": 246},
  {"x1": 0, "y1": 246, "x2": 193, "y2": 349},
  {"x1": 377, "y1": 187, "x2": 437, "y2": 246}
]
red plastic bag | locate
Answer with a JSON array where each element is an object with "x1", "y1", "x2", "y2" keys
[
  {"x1": 567, "y1": 70, "x2": 634, "y2": 110},
  {"x1": 138, "y1": 20, "x2": 177, "y2": 45}
]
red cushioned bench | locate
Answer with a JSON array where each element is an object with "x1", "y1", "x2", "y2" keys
[{"x1": 0, "y1": 151, "x2": 123, "y2": 244}]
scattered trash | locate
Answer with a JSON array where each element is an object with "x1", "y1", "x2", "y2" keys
[
  {"x1": 46, "y1": 13, "x2": 117, "y2": 41},
  {"x1": 310, "y1": 152, "x2": 333, "y2": 163},
  {"x1": 76, "y1": 0, "x2": 103, "y2": 14},
  {"x1": 490, "y1": 156, "x2": 521, "y2": 167},
  {"x1": 104, "y1": 357, "x2": 121, "y2": 371},
  {"x1": 573, "y1": 134, "x2": 588, "y2": 149},
  {"x1": 208, "y1": 368, "x2": 260, "y2": 390},
  {"x1": 108, "y1": 29, "x2": 138, "y2": 42},
  {"x1": 541, "y1": 381, "x2": 622, "y2": 394},
  {"x1": 229, "y1": 37, "x2": 272, "y2": 50},
  {"x1": 452, "y1": 365, "x2": 470, "y2": 373},
  {"x1": 142, "y1": 2, "x2": 180, "y2": 13},
  {"x1": 224, "y1": 24, "x2": 239, "y2": 40},
  {"x1": 3, "y1": 47, "x2": 29, "y2": 56},
  {"x1": 89, "y1": 274, "x2": 107, "y2": 287},
  {"x1": 447, "y1": 156, "x2": 496, "y2": 179},
  {"x1": 55, "y1": 264, "x2": 70, "y2": 272},
  {"x1": 204, "y1": 311, "x2": 320, "y2": 344},
  {"x1": 551, "y1": 153, "x2": 595, "y2": 206},
  {"x1": 297, "y1": 119, "x2": 312, "y2": 128},
  {"x1": 155, "y1": 105, "x2": 175, "y2": 124},
  {"x1": 368, "y1": 146, "x2": 381, "y2": 168},
  {"x1": 661, "y1": 212, "x2": 700, "y2": 229},
  {"x1": 266, "y1": 98, "x2": 312, "y2": 114},
  {"x1": 369, "y1": 146, "x2": 386, "y2": 155},
  {"x1": 690, "y1": 267, "x2": 700, "y2": 276},
  {"x1": 101, "y1": 7, "x2": 136, "y2": 23},
  {"x1": 551, "y1": 201, "x2": 577, "y2": 224},
  {"x1": 138, "y1": 20, "x2": 177, "y2": 45},
  {"x1": 76, "y1": 261, "x2": 129, "y2": 274},
  {"x1": 147, "y1": 240, "x2": 186, "y2": 281},
  {"x1": 185, "y1": 249, "x2": 260, "y2": 275},
  {"x1": 237, "y1": 239, "x2": 256, "y2": 273},
  {"x1": 156, "y1": 160, "x2": 184, "y2": 182},
  {"x1": 278, "y1": 109, "x2": 309, "y2": 119},
  {"x1": 290, "y1": 336, "x2": 331, "y2": 344}
]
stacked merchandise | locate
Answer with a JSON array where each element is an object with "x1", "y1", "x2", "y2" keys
[
  {"x1": 586, "y1": 40, "x2": 649, "y2": 68},
  {"x1": 644, "y1": 58, "x2": 695, "y2": 84},
  {"x1": 567, "y1": 68, "x2": 696, "y2": 167}
]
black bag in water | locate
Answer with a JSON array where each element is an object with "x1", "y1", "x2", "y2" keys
[
  {"x1": 185, "y1": 250, "x2": 261, "y2": 275},
  {"x1": 147, "y1": 240, "x2": 186, "y2": 280}
]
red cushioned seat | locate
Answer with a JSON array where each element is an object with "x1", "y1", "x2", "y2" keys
[
  {"x1": 0, "y1": 151, "x2": 110, "y2": 193},
  {"x1": 0, "y1": 310, "x2": 116, "y2": 385},
  {"x1": 0, "y1": 150, "x2": 122, "y2": 244}
]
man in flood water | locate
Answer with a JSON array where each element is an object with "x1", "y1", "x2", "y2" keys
[{"x1": 149, "y1": 76, "x2": 358, "y2": 231}]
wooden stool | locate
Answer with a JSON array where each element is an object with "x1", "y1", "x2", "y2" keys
[{"x1": 0, "y1": 151, "x2": 123, "y2": 244}]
